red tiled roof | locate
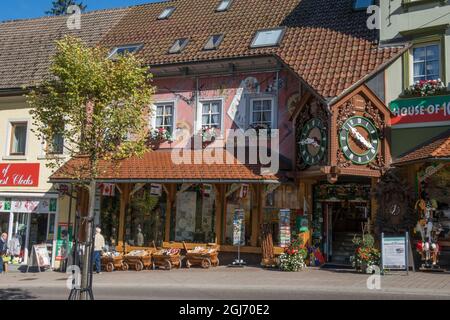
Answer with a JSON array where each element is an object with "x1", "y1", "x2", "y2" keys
[
  {"x1": 0, "y1": 0, "x2": 404, "y2": 99},
  {"x1": 50, "y1": 149, "x2": 279, "y2": 182},
  {"x1": 394, "y1": 130, "x2": 450, "y2": 165},
  {"x1": 100, "y1": 0, "x2": 404, "y2": 99}
]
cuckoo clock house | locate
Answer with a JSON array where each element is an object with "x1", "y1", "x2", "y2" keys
[{"x1": 0, "y1": 0, "x2": 409, "y2": 267}]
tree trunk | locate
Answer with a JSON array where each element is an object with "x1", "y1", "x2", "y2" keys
[{"x1": 80, "y1": 179, "x2": 96, "y2": 300}]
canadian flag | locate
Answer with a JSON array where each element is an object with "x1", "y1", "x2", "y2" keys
[{"x1": 102, "y1": 183, "x2": 116, "y2": 197}]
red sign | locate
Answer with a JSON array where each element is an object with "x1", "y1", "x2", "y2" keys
[{"x1": 0, "y1": 163, "x2": 40, "y2": 187}]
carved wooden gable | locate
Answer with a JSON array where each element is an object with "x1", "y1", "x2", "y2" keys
[{"x1": 330, "y1": 85, "x2": 392, "y2": 180}]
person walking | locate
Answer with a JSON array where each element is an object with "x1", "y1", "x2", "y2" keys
[
  {"x1": 0, "y1": 233, "x2": 8, "y2": 274},
  {"x1": 93, "y1": 227, "x2": 105, "y2": 274}
]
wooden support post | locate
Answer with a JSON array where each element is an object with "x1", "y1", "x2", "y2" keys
[
  {"x1": 165, "y1": 184, "x2": 176, "y2": 242},
  {"x1": 118, "y1": 183, "x2": 130, "y2": 250},
  {"x1": 371, "y1": 177, "x2": 378, "y2": 234},
  {"x1": 214, "y1": 185, "x2": 223, "y2": 245},
  {"x1": 251, "y1": 184, "x2": 260, "y2": 247}
]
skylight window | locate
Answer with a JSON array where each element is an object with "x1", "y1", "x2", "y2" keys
[
  {"x1": 204, "y1": 34, "x2": 224, "y2": 50},
  {"x1": 250, "y1": 28, "x2": 285, "y2": 48},
  {"x1": 354, "y1": 0, "x2": 374, "y2": 10},
  {"x1": 158, "y1": 7, "x2": 175, "y2": 19},
  {"x1": 169, "y1": 38, "x2": 189, "y2": 54},
  {"x1": 216, "y1": 0, "x2": 233, "y2": 12},
  {"x1": 108, "y1": 45, "x2": 142, "y2": 59}
]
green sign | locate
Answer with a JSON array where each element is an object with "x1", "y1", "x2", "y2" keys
[{"x1": 390, "y1": 95, "x2": 450, "y2": 128}]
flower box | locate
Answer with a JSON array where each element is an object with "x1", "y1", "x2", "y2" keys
[{"x1": 402, "y1": 79, "x2": 448, "y2": 98}]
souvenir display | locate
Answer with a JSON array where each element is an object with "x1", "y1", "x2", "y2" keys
[
  {"x1": 152, "y1": 248, "x2": 182, "y2": 270},
  {"x1": 101, "y1": 251, "x2": 126, "y2": 272},
  {"x1": 184, "y1": 243, "x2": 219, "y2": 269},
  {"x1": 123, "y1": 249, "x2": 155, "y2": 271},
  {"x1": 415, "y1": 199, "x2": 443, "y2": 269}
]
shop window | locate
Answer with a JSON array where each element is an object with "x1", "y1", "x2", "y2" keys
[
  {"x1": 262, "y1": 185, "x2": 300, "y2": 247},
  {"x1": 100, "y1": 193, "x2": 120, "y2": 250},
  {"x1": 250, "y1": 98, "x2": 274, "y2": 129},
  {"x1": 128, "y1": 185, "x2": 167, "y2": 247},
  {"x1": 224, "y1": 184, "x2": 253, "y2": 246},
  {"x1": 9, "y1": 122, "x2": 27, "y2": 156},
  {"x1": 154, "y1": 103, "x2": 174, "y2": 134},
  {"x1": 201, "y1": 100, "x2": 222, "y2": 130},
  {"x1": 412, "y1": 44, "x2": 440, "y2": 83},
  {"x1": 174, "y1": 184, "x2": 216, "y2": 243}
]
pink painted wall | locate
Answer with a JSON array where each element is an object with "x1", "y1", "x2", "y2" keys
[{"x1": 151, "y1": 70, "x2": 300, "y2": 164}]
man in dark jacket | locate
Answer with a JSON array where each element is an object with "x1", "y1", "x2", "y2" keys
[{"x1": 0, "y1": 233, "x2": 8, "y2": 274}]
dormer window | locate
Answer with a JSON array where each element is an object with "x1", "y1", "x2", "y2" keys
[
  {"x1": 169, "y1": 38, "x2": 189, "y2": 54},
  {"x1": 204, "y1": 34, "x2": 224, "y2": 50},
  {"x1": 216, "y1": 0, "x2": 232, "y2": 12},
  {"x1": 108, "y1": 45, "x2": 142, "y2": 59},
  {"x1": 353, "y1": 0, "x2": 374, "y2": 10},
  {"x1": 250, "y1": 28, "x2": 285, "y2": 48},
  {"x1": 158, "y1": 7, "x2": 175, "y2": 20}
]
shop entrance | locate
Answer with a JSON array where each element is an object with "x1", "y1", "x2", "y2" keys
[{"x1": 314, "y1": 183, "x2": 371, "y2": 264}]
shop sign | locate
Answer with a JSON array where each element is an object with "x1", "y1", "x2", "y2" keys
[
  {"x1": 0, "y1": 198, "x2": 11, "y2": 212},
  {"x1": 389, "y1": 95, "x2": 450, "y2": 128},
  {"x1": 233, "y1": 209, "x2": 245, "y2": 246},
  {"x1": 381, "y1": 233, "x2": 412, "y2": 272},
  {"x1": 7, "y1": 198, "x2": 57, "y2": 214},
  {"x1": 279, "y1": 209, "x2": 291, "y2": 248},
  {"x1": 0, "y1": 163, "x2": 40, "y2": 187}
]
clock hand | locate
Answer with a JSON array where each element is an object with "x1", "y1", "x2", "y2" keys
[
  {"x1": 299, "y1": 138, "x2": 320, "y2": 148},
  {"x1": 348, "y1": 126, "x2": 374, "y2": 151}
]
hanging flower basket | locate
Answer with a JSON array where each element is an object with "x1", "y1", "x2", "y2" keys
[
  {"x1": 402, "y1": 79, "x2": 448, "y2": 97},
  {"x1": 199, "y1": 127, "x2": 218, "y2": 148},
  {"x1": 148, "y1": 128, "x2": 174, "y2": 150}
]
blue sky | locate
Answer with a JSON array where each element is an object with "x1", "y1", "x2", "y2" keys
[{"x1": 1, "y1": 0, "x2": 160, "y2": 22}]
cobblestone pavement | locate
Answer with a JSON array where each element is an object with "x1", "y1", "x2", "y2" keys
[{"x1": 1, "y1": 266, "x2": 449, "y2": 300}]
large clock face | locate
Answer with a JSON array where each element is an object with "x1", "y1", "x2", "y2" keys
[
  {"x1": 299, "y1": 118, "x2": 327, "y2": 166},
  {"x1": 339, "y1": 116, "x2": 380, "y2": 165}
]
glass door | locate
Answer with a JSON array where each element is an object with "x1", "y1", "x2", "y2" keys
[{"x1": 0, "y1": 212, "x2": 10, "y2": 236}]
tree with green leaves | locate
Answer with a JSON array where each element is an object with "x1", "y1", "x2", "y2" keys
[
  {"x1": 27, "y1": 36, "x2": 154, "y2": 300},
  {"x1": 46, "y1": 0, "x2": 86, "y2": 16}
]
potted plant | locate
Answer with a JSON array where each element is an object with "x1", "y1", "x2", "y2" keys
[
  {"x1": 403, "y1": 79, "x2": 447, "y2": 97},
  {"x1": 279, "y1": 236, "x2": 307, "y2": 272},
  {"x1": 351, "y1": 234, "x2": 381, "y2": 274},
  {"x1": 148, "y1": 127, "x2": 174, "y2": 150}
]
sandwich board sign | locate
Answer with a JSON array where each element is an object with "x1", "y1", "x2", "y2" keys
[
  {"x1": 381, "y1": 232, "x2": 414, "y2": 274},
  {"x1": 27, "y1": 244, "x2": 51, "y2": 272}
]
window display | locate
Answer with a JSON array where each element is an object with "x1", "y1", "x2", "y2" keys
[
  {"x1": 225, "y1": 185, "x2": 252, "y2": 246},
  {"x1": 263, "y1": 184, "x2": 299, "y2": 247},
  {"x1": 100, "y1": 194, "x2": 120, "y2": 250},
  {"x1": 174, "y1": 184, "x2": 215, "y2": 243},
  {"x1": 128, "y1": 185, "x2": 167, "y2": 247}
]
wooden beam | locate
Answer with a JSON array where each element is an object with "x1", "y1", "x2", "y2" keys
[
  {"x1": 250, "y1": 184, "x2": 259, "y2": 247},
  {"x1": 164, "y1": 184, "x2": 176, "y2": 242},
  {"x1": 214, "y1": 184, "x2": 223, "y2": 245},
  {"x1": 118, "y1": 183, "x2": 130, "y2": 249}
]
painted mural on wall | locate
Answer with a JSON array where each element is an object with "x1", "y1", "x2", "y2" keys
[{"x1": 152, "y1": 71, "x2": 299, "y2": 161}]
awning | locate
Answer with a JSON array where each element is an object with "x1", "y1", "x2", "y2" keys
[
  {"x1": 49, "y1": 149, "x2": 280, "y2": 184},
  {"x1": 394, "y1": 130, "x2": 450, "y2": 166}
]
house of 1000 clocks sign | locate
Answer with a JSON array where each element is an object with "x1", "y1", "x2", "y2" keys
[{"x1": 389, "y1": 95, "x2": 450, "y2": 128}]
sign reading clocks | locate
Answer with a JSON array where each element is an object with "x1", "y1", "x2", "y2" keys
[
  {"x1": 339, "y1": 116, "x2": 380, "y2": 165},
  {"x1": 299, "y1": 118, "x2": 327, "y2": 165}
]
